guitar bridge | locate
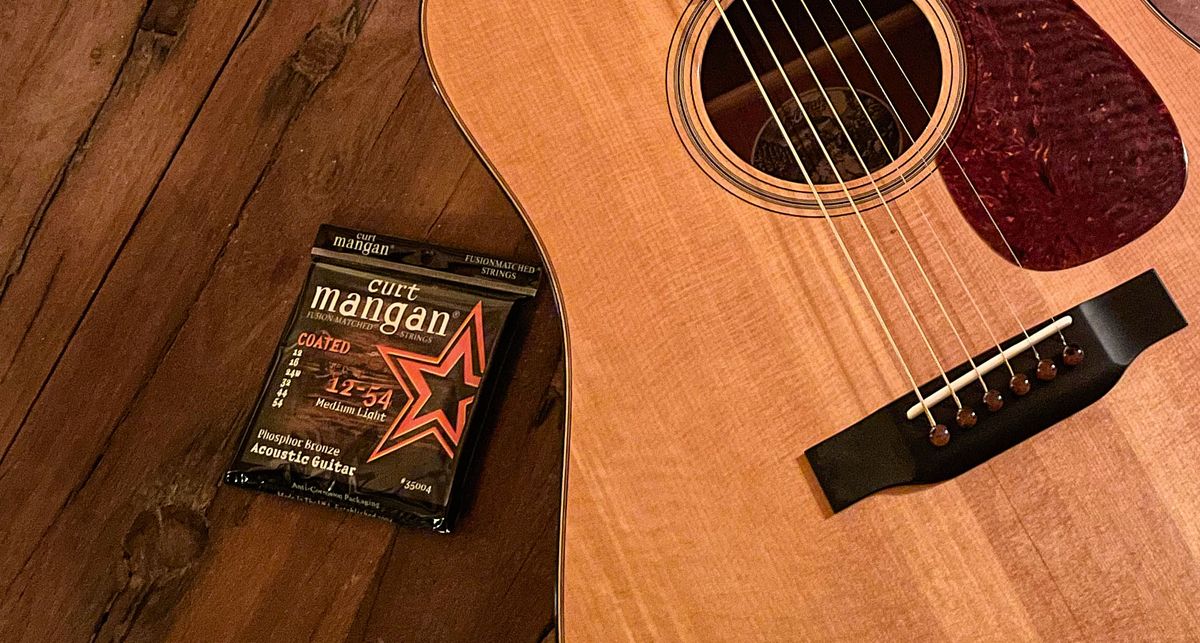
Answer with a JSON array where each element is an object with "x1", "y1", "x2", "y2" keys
[{"x1": 805, "y1": 270, "x2": 1186, "y2": 513}]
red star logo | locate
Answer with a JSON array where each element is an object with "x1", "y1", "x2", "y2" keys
[{"x1": 370, "y1": 302, "x2": 487, "y2": 461}]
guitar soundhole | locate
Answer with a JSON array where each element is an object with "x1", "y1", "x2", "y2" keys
[
  {"x1": 700, "y1": 0, "x2": 937, "y2": 185},
  {"x1": 668, "y1": 0, "x2": 967, "y2": 216},
  {"x1": 671, "y1": 0, "x2": 1185, "y2": 265}
]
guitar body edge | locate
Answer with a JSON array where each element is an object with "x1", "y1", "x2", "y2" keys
[{"x1": 423, "y1": 0, "x2": 1200, "y2": 639}]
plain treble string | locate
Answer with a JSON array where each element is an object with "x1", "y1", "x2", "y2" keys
[
  {"x1": 762, "y1": 0, "x2": 997, "y2": 402},
  {"x1": 734, "y1": 0, "x2": 967, "y2": 409},
  {"x1": 846, "y1": 0, "x2": 1069, "y2": 352},
  {"x1": 777, "y1": 0, "x2": 1017, "y2": 381},
  {"x1": 819, "y1": 0, "x2": 1040, "y2": 361},
  {"x1": 708, "y1": 0, "x2": 941, "y2": 426}
]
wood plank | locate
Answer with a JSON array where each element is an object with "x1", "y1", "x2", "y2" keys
[
  {"x1": 0, "y1": 0, "x2": 563, "y2": 640},
  {"x1": 0, "y1": 0, "x2": 145, "y2": 286},
  {"x1": 0, "y1": 0, "x2": 265, "y2": 482}
]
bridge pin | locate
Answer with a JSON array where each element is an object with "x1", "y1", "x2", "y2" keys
[
  {"x1": 1063, "y1": 344, "x2": 1085, "y2": 366},
  {"x1": 1010, "y1": 372, "x2": 1032, "y2": 396},
  {"x1": 1036, "y1": 358, "x2": 1058, "y2": 381},
  {"x1": 956, "y1": 407, "x2": 978, "y2": 429},
  {"x1": 983, "y1": 388, "x2": 1004, "y2": 412},
  {"x1": 929, "y1": 424, "x2": 951, "y2": 447}
]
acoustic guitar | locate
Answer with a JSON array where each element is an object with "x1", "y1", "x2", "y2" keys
[{"x1": 423, "y1": 0, "x2": 1200, "y2": 638}]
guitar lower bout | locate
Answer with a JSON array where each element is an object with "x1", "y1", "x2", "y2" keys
[{"x1": 423, "y1": 0, "x2": 1200, "y2": 638}]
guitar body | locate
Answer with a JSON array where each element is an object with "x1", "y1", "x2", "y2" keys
[{"x1": 423, "y1": 0, "x2": 1200, "y2": 639}]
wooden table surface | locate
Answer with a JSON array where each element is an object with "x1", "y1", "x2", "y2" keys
[{"x1": 0, "y1": 1, "x2": 564, "y2": 640}]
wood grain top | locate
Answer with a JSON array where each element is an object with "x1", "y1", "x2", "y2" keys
[{"x1": 423, "y1": 0, "x2": 1200, "y2": 638}]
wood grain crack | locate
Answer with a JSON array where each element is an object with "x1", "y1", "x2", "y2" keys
[
  {"x1": 1, "y1": 118, "x2": 88, "y2": 305},
  {"x1": 207, "y1": 0, "x2": 382, "y2": 310},
  {"x1": 346, "y1": 534, "x2": 399, "y2": 640},
  {"x1": 986, "y1": 464, "x2": 1084, "y2": 633},
  {"x1": 422, "y1": 159, "x2": 473, "y2": 237},
  {"x1": 0, "y1": 0, "x2": 267, "y2": 472},
  {"x1": 0, "y1": 0, "x2": 199, "y2": 304},
  {"x1": 3, "y1": 1, "x2": 385, "y2": 635},
  {"x1": 261, "y1": 0, "x2": 376, "y2": 121},
  {"x1": 363, "y1": 57, "x2": 425, "y2": 157},
  {"x1": 0, "y1": 255, "x2": 62, "y2": 383},
  {"x1": 0, "y1": 0, "x2": 272, "y2": 616},
  {"x1": 233, "y1": 0, "x2": 272, "y2": 50}
]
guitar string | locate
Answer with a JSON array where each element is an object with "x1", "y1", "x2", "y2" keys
[
  {"x1": 760, "y1": 0, "x2": 997, "y2": 394},
  {"x1": 720, "y1": 0, "x2": 964, "y2": 412},
  {"x1": 828, "y1": 0, "x2": 1044, "y2": 358},
  {"x1": 846, "y1": 0, "x2": 1068, "y2": 352},
  {"x1": 773, "y1": 0, "x2": 1016, "y2": 378},
  {"x1": 735, "y1": 0, "x2": 967, "y2": 408},
  {"x1": 709, "y1": 0, "x2": 940, "y2": 425}
]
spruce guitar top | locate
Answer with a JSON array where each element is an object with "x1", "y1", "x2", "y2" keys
[{"x1": 423, "y1": 0, "x2": 1200, "y2": 638}]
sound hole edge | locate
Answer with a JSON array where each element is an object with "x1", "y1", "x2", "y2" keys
[{"x1": 667, "y1": 0, "x2": 967, "y2": 217}]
